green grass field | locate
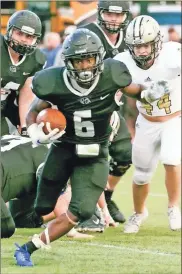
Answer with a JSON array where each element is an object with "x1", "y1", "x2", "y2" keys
[{"x1": 2, "y1": 164, "x2": 181, "y2": 274}]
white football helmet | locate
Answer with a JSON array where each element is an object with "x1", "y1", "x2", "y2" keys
[{"x1": 125, "y1": 15, "x2": 162, "y2": 68}]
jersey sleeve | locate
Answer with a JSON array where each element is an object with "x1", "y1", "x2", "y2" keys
[
  {"x1": 172, "y1": 42, "x2": 181, "y2": 69},
  {"x1": 110, "y1": 59, "x2": 132, "y2": 88},
  {"x1": 163, "y1": 42, "x2": 181, "y2": 70},
  {"x1": 29, "y1": 49, "x2": 47, "y2": 77},
  {"x1": 31, "y1": 70, "x2": 52, "y2": 101}
]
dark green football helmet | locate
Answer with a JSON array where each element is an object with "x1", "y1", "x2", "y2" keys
[
  {"x1": 98, "y1": 0, "x2": 130, "y2": 33},
  {"x1": 4, "y1": 10, "x2": 42, "y2": 55},
  {"x1": 62, "y1": 28, "x2": 105, "y2": 83}
]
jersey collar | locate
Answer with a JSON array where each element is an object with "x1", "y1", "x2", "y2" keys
[
  {"x1": 94, "y1": 22, "x2": 124, "y2": 49},
  {"x1": 8, "y1": 47, "x2": 26, "y2": 66},
  {"x1": 63, "y1": 69, "x2": 100, "y2": 97}
]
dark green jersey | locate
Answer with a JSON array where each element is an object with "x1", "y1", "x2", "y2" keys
[
  {"x1": 1, "y1": 135, "x2": 48, "y2": 196},
  {"x1": 82, "y1": 22, "x2": 127, "y2": 59},
  {"x1": 1, "y1": 34, "x2": 46, "y2": 111},
  {"x1": 32, "y1": 58, "x2": 132, "y2": 144}
]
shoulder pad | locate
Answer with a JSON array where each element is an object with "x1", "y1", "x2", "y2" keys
[
  {"x1": 35, "y1": 48, "x2": 47, "y2": 65},
  {"x1": 161, "y1": 42, "x2": 181, "y2": 69},
  {"x1": 81, "y1": 22, "x2": 95, "y2": 30},
  {"x1": 110, "y1": 59, "x2": 132, "y2": 88},
  {"x1": 114, "y1": 50, "x2": 130, "y2": 64},
  {"x1": 32, "y1": 67, "x2": 61, "y2": 98}
]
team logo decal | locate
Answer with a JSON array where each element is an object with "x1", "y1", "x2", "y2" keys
[
  {"x1": 80, "y1": 97, "x2": 91, "y2": 104},
  {"x1": 144, "y1": 77, "x2": 152, "y2": 82},
  {"x1": 10, "y1": 66, "x2": 17, "y2": 73},
  {"x1": 112, "y1": 49, "x2": 119, "y2": 56}
]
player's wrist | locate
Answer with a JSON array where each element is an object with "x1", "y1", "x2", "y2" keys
[
  {"x1": 21, "y1": 126, "x2": 29, "y2": 137},
  {"x1": 27, "y1": 123, "x2": 38, "y2": 135},
  {"x1": 141, "y1": 90, "x2": 151, "y2": 103}
]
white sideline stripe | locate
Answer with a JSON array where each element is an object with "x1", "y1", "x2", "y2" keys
[
  {"x1": 66, "y1": 241, "x2": 179, "y2": 257},
  {"x1": 121, "y1": 191, "x2": 167, "y2": 198}
]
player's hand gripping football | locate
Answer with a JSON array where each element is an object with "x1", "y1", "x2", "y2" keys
[
  {"x1": 27, "y1": 122, "x2": 65, "y2": 147},
  {"x1": 141, "y1": 80, "x2": 171, "y2": 103}
]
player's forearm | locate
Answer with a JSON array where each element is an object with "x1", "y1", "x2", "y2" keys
[
  {"x1": 19, "y1": 89, "x2": 35, "y2": 127},
  {"x1": 124, "y1": 97, "x2": 138, "y2": 141},
  {"x1": 26, "y1": 98, "x2": 51, "y2": 128},
  {"x1": 123, "y1": 83, "x2": 147, "y2": 101},
  {"x1": 18, "y1": 77, "x2": 34, "y2": 127},
  {"x1": 126, "y1": 117, "x2": 136, "y2": 142}
]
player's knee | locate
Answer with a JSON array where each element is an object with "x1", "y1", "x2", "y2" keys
[
  {"x1": 109, "y1": 159, "x2": 131, "y2": 177},
  {"x1": 133, "y1": 167, "x2": 153, "y2": 185},
  {"x1": 79, "y1": 207, "x2": 94, "y2": 220},
  {"x1": 70, "y1": 201, "x2": 95, "y2": 221},
  {"x1": 1, "y1": 216, "x2": 15, "y2": 238}
]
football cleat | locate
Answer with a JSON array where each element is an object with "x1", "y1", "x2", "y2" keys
[
  {"x1": 14, "y1": 243, "x2": 33, "y2": 267},
  {"x1": 168, "y1": 206, "x2": 181, "y2": 231},
  {"x1": 76, "y1": 214, "x2": 105, "y2": 233},
  {"x1": 107, "y1": 200, "x2": 126, "y2": 223},
  {"x1": 124, "y1": 208, "x2": 149, "y2": 233}
]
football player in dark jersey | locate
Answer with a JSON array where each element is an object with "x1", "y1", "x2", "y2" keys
[
  {"x1": 1, "y1": 135, "x2": 93, "y2": 239},
  {"x1": 14, "y1": 29, "x2": 165, "y2": 267},
  {"x1": 1, "y1": 135, "x2": 48, "y2": 238},
  {"x1": 81, "y1": 0, "x2": 132, "y2": 223},
  {"x1": 1, "y1": 10, "x2": 46, "y2": 136},
  {"x1": 83, "y1": 0, "x2": 130, "y2": 59}
]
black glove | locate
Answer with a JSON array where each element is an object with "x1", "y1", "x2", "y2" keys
[{"x1": 21, "y1": 127, "x2": 29, "y2": 137}]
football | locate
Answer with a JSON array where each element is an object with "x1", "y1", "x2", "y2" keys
[{"x1": 36, "y1": 108, "x2": 66, "y2": 135}]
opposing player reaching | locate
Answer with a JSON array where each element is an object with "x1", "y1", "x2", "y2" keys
[{"x1": 114, "y1": 15, "x2": 181, "y2": 233}]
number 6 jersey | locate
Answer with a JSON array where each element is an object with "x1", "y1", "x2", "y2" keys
[
  {"x1": 32, "y1": 58, "x2": 132, "y2": 144},
  {"x1": 114, "y1": 41, "x2": 181, "y2": 117}
]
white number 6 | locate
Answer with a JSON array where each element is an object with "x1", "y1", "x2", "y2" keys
[{"x1": 73, "y1": 110, "x2": 95, "y2": 137}]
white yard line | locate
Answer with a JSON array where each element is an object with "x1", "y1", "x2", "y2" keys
[{"x1": 66, "y1": 241, "x2": 180, "y2": 257}]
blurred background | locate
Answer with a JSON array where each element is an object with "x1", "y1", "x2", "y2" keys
[
  {"x1": 1, "y1": 1, "x2": 181, "y2": 67},
  {"x1": 1, "y1": 1, "x2": 181, "y2": 39}
]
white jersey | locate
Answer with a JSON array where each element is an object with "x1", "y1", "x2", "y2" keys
[{"x1": 114, "y1": 42, "x2": 181, "y2": 117}]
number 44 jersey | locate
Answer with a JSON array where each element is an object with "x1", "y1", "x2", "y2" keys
[
  {"x1": 32, "y1": 58, "x2": 132, "y2": 144},
  {"x1": 114, "y1": 41, "x2": 181, "y2": 117}
]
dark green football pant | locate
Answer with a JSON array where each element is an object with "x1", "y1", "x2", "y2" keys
[{"x1": 35, "y1": 142, "x2": 109, "y2": 221}]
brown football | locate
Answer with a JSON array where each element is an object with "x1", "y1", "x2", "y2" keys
[{"x1": 36, "y1": 108, "x2": 66, "y2": 135}]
